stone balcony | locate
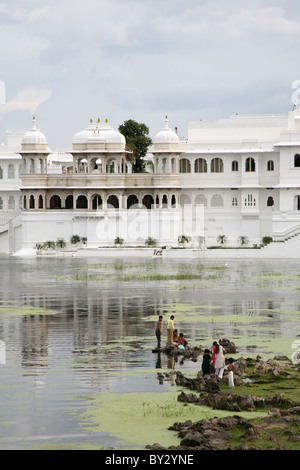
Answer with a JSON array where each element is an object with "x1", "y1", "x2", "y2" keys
[{"x1": 21, "y1": 173, "x2": 181, "y2": 189}]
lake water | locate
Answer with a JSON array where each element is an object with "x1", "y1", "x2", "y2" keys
[{"x1": 0, "y1": 254, "x2": 300, "y2": 449}]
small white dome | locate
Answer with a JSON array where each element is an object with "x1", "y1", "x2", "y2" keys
[
  {"x1": 154, "y1": 116, "x2": 179, "y2": 144},
  {"x1": 72, "y1": 119, "x2": 125, "y2": 148},
  {"x1": 102, "y1": 129, "x2": 126, "y2": 144},
  {"x1": 22, "y1": 117, "x2": 47, "y2": 145}
]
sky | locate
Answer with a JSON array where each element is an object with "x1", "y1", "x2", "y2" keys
[{"x1": 0, "y1": 0, "x2": 300, "y2": 151}]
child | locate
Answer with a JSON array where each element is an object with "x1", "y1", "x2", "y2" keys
[
  {"x1": 178, "y1": 333, "x2": 187, "y2": 348},
  {"x1": 227, "y1": 357, "x2": 235, "y2": 388},
  {"x1": 173, "y1": 329, "x2": 179, "y2": 343},
  {"x1": 202, "y1": 349, "x2": 211, "y2": 376}
]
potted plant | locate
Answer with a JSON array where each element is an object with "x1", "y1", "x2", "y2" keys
[
  {"x1": 114, "y1": 236, "x2": 124, "y2": 246},
  {"x1": 238, "y1": 235, "x2": 249, "y2": 246},
  {"x1": 81, "y1": 237, "x2": 87, "y2": 246},
  {"x1": 56, "y1": 238, "x2": 66, "y2": 249},
  {"x1": 216, "y1": 234, "x2": 227, "y2": 246},
  {"x1": 178, "y1": 235, "x2": 191, "y2": 247},
  {"x1": 145, "y1": 236, "x2": 157, "y2": 247},
  {"x1": 43, "y1": 240, "x2": 55, "y2": 250},
  {"x1": 34, "y1": 243, "x2": 44, "y2": 254},
  {"x1": 70, "y1": 234, "x2": 81, "y2": 246}
]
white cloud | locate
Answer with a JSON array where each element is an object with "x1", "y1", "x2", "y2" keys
[{"x1": 0, "y1": 88, "x2": 52, "y2": 115}]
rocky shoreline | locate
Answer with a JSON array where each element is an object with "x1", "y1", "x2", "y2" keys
[{"x1": 146, "y1": 354, "x2": 300, "y2": 450}]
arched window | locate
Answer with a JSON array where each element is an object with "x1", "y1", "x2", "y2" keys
[
  {"x1": 232, "y1": 197, "x2": 238, "y2": 206},
  {"x1": 0, "y1": 166, "x2": 3, "y2": 179},
  {"x1": 29, "y1": 195, "x2": 35, "y2": 209},
  {"x1": 107, "y1": 194, "x2": 119, "y2": 209},
  {"x1": 50, "y1": 195, "x2": 61, "y2": 209},
  {"x1": 38, "y1": 195, "x2": 43, "y2": 209},
  {"x1": 8, "y1": 195, "x2": 15, "y2": 210},
  {"x1": 211, "y1": 158, "x2": 223, "y2": 173},
  {"x1": 267, "y1": 196, "x2": 274, "y2": 207},
  {"x1": 294, "y1": 154, "x2": 300, "y2": 167},
  {"x1": 30, "y1": 159, "x2": 35, "y2": 174},
  {"x1": 76, "y1": 195, "x2": 88, "y2": 209},
  {"x1": 211, "y1": 194, "x2": 223, "y2": 207},
  {"x1": 267, "y1": 160, "x2": 274, "y2": 171},
  {"x1": 179, "y1": 158, "x2": 191, "y2": 173},
  {"x1": 194, "y1": 158, "x2": 207, "y2": 173},
  {"x1": 294, "y1": 195, "x2": 300, "y2": 210},
  {"x1": 127, "y1": 194, "x2": 138, "y2": 209},
  {"x1": 162, "y1": 194, "x2": 168, "y2": 208},
  {"x1": 180, "y1": 194, "x2": 191, "y2": 207},
  {"x1": 142, "y1": 194, "x2": 154, "y2": 209},
  {"x1": 65, "y1": 195, "x2": 73, "y2": 209},
  {"x1": 171, "y1": 194, "x2": 176, "y2": 207},
  {"x1": 8, "y1": 164, "x2": 15, "y2": 179},
  {"x1": 0, "y1": 197, "x2": 3, "y2": 210},
  {"x1": 245, "y1": 157, "x2": 255, "y2": 172},
  {"x1": 195, "y1": 194, "x2": 207, "y2": 207},
  {"x1": 92, "y1": 194, "x2": 102, "y2": 210},
  {"x1": 232, "y1": 160, "x2": 238, "y2": 171}
]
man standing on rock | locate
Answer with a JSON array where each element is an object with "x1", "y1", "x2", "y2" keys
[
  {"x1": 166, "y1": 315, "x2": 175, "y2": 344},
  {"x1": 155, "y1": 315, "x2": 163, "y2": 350}
]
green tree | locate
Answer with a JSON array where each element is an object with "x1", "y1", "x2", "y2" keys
[{"x1": 118, "y1": 119, "x2": 152, "y2": 173}]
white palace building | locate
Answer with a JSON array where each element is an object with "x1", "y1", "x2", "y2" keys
[{"x1": 2, "y1": 105, "x2": 300, "y2": 255}]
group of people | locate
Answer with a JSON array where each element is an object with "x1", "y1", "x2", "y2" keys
[
  {"x1": 155, "y1": 315, "x2": 188, "y2": 350},
  {"x1": 202, "y1": 341, "x2": 235, "y2": 388},
  {"x1": 155, "y1": 315, "x2": 235, "y2": 388}
]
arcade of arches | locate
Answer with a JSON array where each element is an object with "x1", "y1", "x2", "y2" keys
[{"x1": 22, "y1": 192, "x2": 179, "y2": 210}]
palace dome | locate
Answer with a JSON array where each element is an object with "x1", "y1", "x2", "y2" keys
[
  {"x1": 22, "y1": 117, "x2": 47, "y2": 145},
  {"x1": 21, "y1": 117, "x2": 49, "y2": 153},
  {"x1": 72, "y1": 119, "x2": 125, "y2": 150},
  {"x1": 154, "y1": 116, "x2": 179, "y2": 145}
]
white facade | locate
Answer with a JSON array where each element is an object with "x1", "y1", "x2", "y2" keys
[
  {"x1": 5, "y1": 107, "x2": 300, "y2": 254},
  {"x1": 0, "y1": 130, "x2": 24, "y2": 252}
]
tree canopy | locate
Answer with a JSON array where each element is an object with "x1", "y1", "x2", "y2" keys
[{"x1": 118, "y1": 119, "x2": 152, "y2": 173}]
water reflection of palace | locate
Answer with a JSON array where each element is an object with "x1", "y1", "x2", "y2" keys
[{"x1": 0, "y1": 267, "x2": 295, "y2": 372}]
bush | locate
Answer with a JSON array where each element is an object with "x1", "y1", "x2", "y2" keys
[
  {"x1": 145, "y1": 237, "x2": 157, "y2": 247},
  {"x1": 70, "y1": 235, "x2": 81, "y2": 245},
  {"x1": 262, "y1": 236, "x2": 273, "y2": 245},
  {"x1": 178, "y1": 235, "x2": 191, "y2": 245}
]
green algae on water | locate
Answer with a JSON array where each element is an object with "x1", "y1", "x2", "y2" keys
[
  {"x1": 76, "y1": 390, "x2": 266, "y2": 450},
  {"x1": 0, "y1": 301, "x2": 59, "y2": 317}
]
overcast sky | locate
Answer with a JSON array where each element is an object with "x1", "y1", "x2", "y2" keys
[{"x1": 0, "y1": 0, "x2": 300, "y2": 150}]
